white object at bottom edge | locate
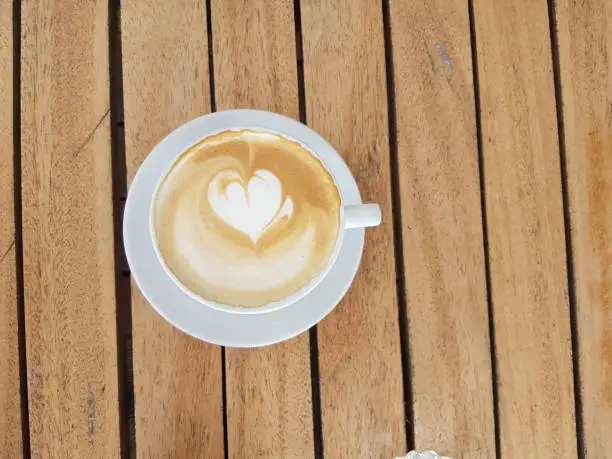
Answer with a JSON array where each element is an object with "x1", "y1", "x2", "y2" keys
[{"x1": 396, "y1": 451, "x2": 451, "y2": 459}]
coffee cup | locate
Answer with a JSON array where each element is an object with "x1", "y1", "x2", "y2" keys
[{"x1": 149, "y1": 111, "x2": 381, "y2": 315}]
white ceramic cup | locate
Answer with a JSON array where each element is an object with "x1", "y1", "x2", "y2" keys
[{"x1": 150, "y1": 111, "x2": 381, "y2": 315}]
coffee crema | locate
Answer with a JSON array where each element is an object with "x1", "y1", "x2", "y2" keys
[{"x1": 153, "y1": 130, "x2": 341, "y2": 308}]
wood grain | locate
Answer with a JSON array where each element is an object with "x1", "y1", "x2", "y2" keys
[
  {"x1": 0, "y1": 4, "x2": 23, "y2": 457},
  {"x1": 121, "y1": 1, "x2": 224, "y2": 457},
  {"x1": 300, "y1": 0, "x2": 406, "y2": 456},
  {"x1": 472, "y1": 0, "x2": 577, "y2": 456},
  {"x1": 20, "y1": 0, "x2": 121, "y2": 456},
  {"x1": 556, "y1": 0, "x2": 612, "y2": 455},
  {"x1": 210, "y1": 0, "x2": 314, "y2": 457},
  {"x1": 388, "y1": 0, "x2": 496, "y2": 456}
]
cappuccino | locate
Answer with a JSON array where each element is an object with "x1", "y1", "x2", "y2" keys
[{"x1": 153, "y1": 130, "x2": 341, "y2": 308}]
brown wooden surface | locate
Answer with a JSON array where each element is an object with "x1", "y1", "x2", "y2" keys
[
  {"x1": 388, "y1": 0, "x2": 496, "y2": 456},
  {"x1": 300, "y1": 0, "x2": 407, "y2": 456},
  {"x1": 20, "y1": 0, "x2": 121, "y2": 456},
  {"x1": 210, "y1": 1, "x2": 315, "y2": 457},
  {"x1": 121, "y1": 1, "x2": 224, "y2": 457},
  {"x1": 0, "y1": 3, "x2": 22, "y2": 457},
  {"x1": 556, "y1": 0, "x2": 612, "y2": 455},
  {"x1": 473, "y1": 0, "x2": 577, "y2": 456},
  {"x1": 3, "y1": 0, "x2": 612, "y2": 456}
]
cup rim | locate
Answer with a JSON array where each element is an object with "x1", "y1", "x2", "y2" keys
[{"x1": 148, "y1": 111, "x2": 350, "y2": 315}]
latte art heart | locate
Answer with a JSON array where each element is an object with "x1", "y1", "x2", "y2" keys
[
  {"x1": 154, "y1": 130, "x2": 341, "y2": 308},
  {"x1": 208, "y1": 169, "x2": 294, "y2": 243}
]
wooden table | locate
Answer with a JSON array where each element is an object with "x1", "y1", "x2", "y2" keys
[{"x1": 1, "y1": 0, "x2": 610, "y2": 457}]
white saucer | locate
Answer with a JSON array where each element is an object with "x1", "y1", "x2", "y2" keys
[{"x1": 123, "y1": 110, "x2": 365, "y2": 347}]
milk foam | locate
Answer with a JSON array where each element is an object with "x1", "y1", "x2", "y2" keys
[
  {"x1": 154, "y1": 130, "x2": 341, "y2": 308},
  {"x1": 208, "y1": 169, "x2": 294, "y2": 243}
]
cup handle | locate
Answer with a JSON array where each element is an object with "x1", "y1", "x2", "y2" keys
[{"x1": 344, "y1": 204, "x2": 382, "y2": 229}]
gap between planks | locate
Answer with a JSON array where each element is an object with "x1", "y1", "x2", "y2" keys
[
  {"x1": 292, "y1": 0, "x2": 325, "y2": 457},
  {"x1": 203, "y1": 3, "x2": 229, "y2": 458},
  {"x1": 381, "y1": 0, "x2": 415, "y2": 451},
  {"x1": 467, "y1": 0, "x2": 502, "y2": 457},
  {"x1": 109, "y1": 0, "x2": 135, "y2": 457},
  {"x1": 546, "y1": 0, "x2": 585, "y2": 456},
  {"x1": 12, "y1": 0, "x2": 31, "y2": 456}
]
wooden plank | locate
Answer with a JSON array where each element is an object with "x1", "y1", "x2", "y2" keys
[
  {"x1": 300, "y1": 1, "x2": 406, "y2": 456},
  {"x1": 0, "y1": 3, "x2": 23, "y2": 457},
  {"x1": 210, "y1": 1, "x2": 314, "y2": 457},
  {"x1": 556, "y1": 0, "x2": 612, "y2": 455},
  {"x1": 388, "y1": 0, "x2": 495, "y2": 456},
  {"x1": 20, "y1": 0, "x2": 121, "y2": 456},
  {"x1": 121, "y1": 1, "x2": 224, "y2": 457},
  {"x1": 472, "y1": 0, "x2": 577, "y2": 456}
]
